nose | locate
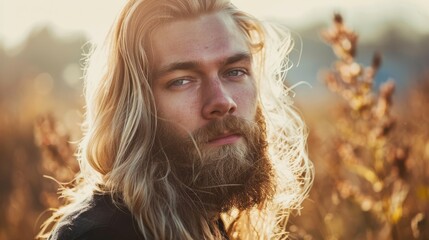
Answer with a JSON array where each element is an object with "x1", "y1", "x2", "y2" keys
[{"x1": 202, "y1": 79, "x2": 237, "y2": 119}]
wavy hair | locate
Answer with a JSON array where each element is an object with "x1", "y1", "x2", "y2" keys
[{"x1": 38, "y1": 0, "x2": 313, "y2": 239}]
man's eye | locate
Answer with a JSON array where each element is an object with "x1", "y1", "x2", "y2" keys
[
  {"x1": 225, "y1": 69, "x2": 246, "y2": 78},
  {"x1": 169, "y1": 79, "x2": 191, "y2": 88}
]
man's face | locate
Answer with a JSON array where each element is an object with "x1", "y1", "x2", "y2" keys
[
  {"x1": 150, "y1": 12, "x2": 272, "y2": 211},
  {"x1": 151, "y1": 12, "x2": 257, "y2": 144}
]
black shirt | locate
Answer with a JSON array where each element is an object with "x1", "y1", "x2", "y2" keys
[
  {"x1": 49, "y1": 194, "x2": 144, "y2": 240},
  {"x1": 48, "y1": 194, "x2": 229, "y2": 240}
]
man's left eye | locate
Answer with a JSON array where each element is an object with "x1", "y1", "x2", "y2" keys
[{"x1": 225, "y1": 69, "x2": 246, "y2": 78}]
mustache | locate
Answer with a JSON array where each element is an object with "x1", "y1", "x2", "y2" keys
[{"x1": 187, "y1": 115, "x2": 259, "y2": 145}]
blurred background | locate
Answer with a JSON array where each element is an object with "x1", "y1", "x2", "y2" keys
[{"x1": 1, "y1": 0, "x2": 428, "y2": 239}]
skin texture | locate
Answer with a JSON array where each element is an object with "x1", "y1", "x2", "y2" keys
[{"x1": 151, "y1": 12, "x2": 258, "y2": 147}]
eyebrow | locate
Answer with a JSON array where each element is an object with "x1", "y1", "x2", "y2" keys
[{"x1": 155, "y1": 52, "x2": 252, "y2": 78}]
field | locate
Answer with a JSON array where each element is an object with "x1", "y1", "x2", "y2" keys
[
  {"x1": 288, "y1": 15, "x2": 429, "y2": 240},
  {"x1": 0, "y1": 15, "x2": 428, "y2": 240}
]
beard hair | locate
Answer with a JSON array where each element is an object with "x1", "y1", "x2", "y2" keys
[{"x1": 153, "y1": 107, "x2": 274, "y2": 214}]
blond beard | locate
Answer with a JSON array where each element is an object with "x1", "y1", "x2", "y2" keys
[{"x1": 154, "y1": 107, "x2": 274, "y2": 214}]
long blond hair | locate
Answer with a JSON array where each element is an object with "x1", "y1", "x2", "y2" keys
[{"x1": 39, "y1": 0, "x2": 313, "y2": 239}]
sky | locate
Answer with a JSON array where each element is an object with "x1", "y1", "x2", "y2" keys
[{"x1": 1, "y1": 0, "x2": 429, "y2": 49}]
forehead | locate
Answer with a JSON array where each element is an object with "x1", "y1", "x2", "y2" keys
[{"x1": 151, "y1": 12, "x2": 250, "y2": 70}]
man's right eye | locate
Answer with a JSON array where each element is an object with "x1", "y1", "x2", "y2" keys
[{"x1": 168, "y1": 79, "x2": 192, "y2": 88}]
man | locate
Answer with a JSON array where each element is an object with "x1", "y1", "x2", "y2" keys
[{"x1": 39, "y1": 0, "x2": 313, "y2": 239}]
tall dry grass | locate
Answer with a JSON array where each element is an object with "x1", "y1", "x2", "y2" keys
[{"x1": 288, "y1": 14, "x2": 429, "y2": 240}]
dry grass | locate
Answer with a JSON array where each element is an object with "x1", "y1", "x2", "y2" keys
[{"x1": 288, "y1": 14, "x2": 429, "y2": 240}]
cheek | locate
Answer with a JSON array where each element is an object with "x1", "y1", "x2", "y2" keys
[
  {"x1": 235, "y1": 84, "x2": 258, "y2": 119},
  {"x1": 155, "y1": 92, "x2": 201, "y2": 134}
]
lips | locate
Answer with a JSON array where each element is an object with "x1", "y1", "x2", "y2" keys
[{"x1": 207, "y1": 132, "x2": 241, "y2": 146}]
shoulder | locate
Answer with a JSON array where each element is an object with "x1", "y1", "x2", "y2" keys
[{"x1": 49, "y1": 194, "x2": 144, "y2": 240}]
